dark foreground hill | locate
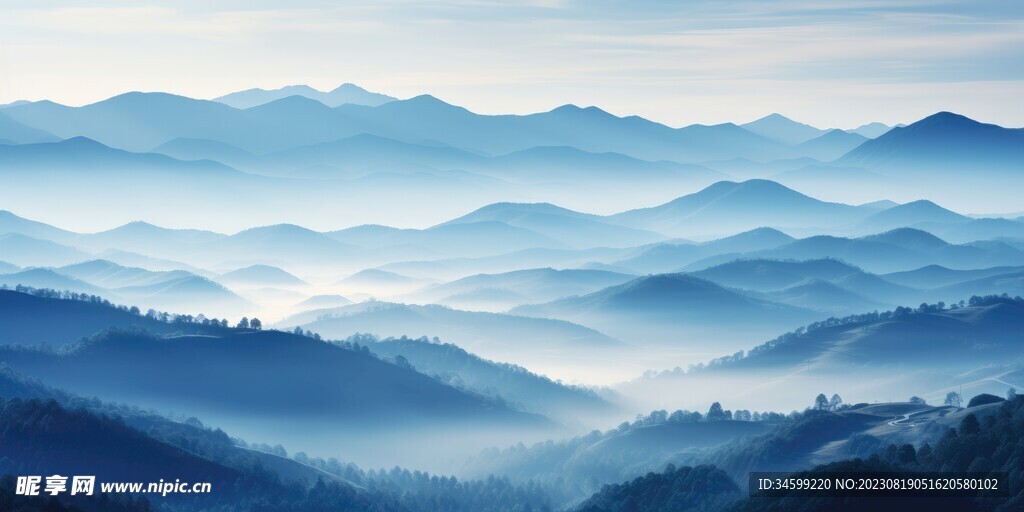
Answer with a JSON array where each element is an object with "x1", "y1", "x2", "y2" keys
[
  {"x1": 575, "y1": 464, "x2": 740, "y2": 512},
  {"x1": 0, "y1": 328, "x2": 543, "y2": 427},
  {"x1": 571, "y1": 397, "x2": 1022, "y2": 512},
  {"x1": 728, "y1": 397, "x2": 1024, "y2": 512},
  {"x1": 0, "y1": 288, "x2": 230, "y2": 347}
]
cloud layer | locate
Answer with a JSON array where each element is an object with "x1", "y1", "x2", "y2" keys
[{"x1": 1, "y1": 0, "x2": 1021, "y2": 127}]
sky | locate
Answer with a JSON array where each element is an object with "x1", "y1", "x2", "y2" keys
[{"x1": 0, "y1": 0, "x2": 1022, "y2": 128}]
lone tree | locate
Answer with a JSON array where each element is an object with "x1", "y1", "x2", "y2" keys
[
  {"x1": 1008, "y1": 388, "x2": 1018, "y2": 401},
  {"x1": 944, "y1": 391, "x2": 962, "y2": 408},
  {"x1": 706, "y1": 402, "x2": 726, "y2": 421},
  {"x1": 814, "y1": 393, "x2": 830, "y2": 411},
  {"x1": 829, "y1": 394, "x2": 843, "y2": 411},
  {"x1": 250, "y1": 317, "x2": 262, "y2": 330},
  {"x1": 909, "y1": 396, "x2": 927, "y2": 405}
]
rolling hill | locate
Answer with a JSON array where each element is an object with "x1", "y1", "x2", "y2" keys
[
  {"x1": 0, "y1": 289, "x2": 213, "y2": 347},
  {"x1": 292, "y1": 294, "x2": 353, "y2": 311},
  {"x1": 409, "y1": 268, "x2": 636, "y2": 311},
  {"x1": 150, "y1": 137, "x2": 268, "y2": 172},
  {"x1": 218, "y1": 264, "x2": 308, "y2": 288},
  {"x1": 365, "y1": 336, "x2": 615, "y2": 421},
  {"x1": 607, "y1": 180, "x2": 871, "y2": 237},
  {"x1": 0, "y1": 136, "x2": 245, "y2": 178},
  {"x1": 0, "y1": 209, "x2": 77, "y2": 243},
  {"x1": 512, "y1": 273, "x2": 818, "y2": 346},
  {"x1": 881, "y1": 264, "x2": 1024, "y2": 289},
  {"x1": 763, "y1": 279, "x2": 889, "y2": 314},
  {"x1": 724, "y1": 295, "x2": 1022, "y2": 377},
  {"x1": 0, "y1": 328, "x2": 545, "y2": 427},
  {"x1": 58, "y1": 259, "x2": 196, "y2": 288},
  {"x1": 279, "y1": 300, "x2": 626, "y2": 370},
  {"x1": 793, "y1": 129, "x2": 869, "y2": 161},
  {"x1": 690, "y1": 258, "x2": 918, "y2": 308},
  {"x1": 329, "y1": 220, "x2": 568, "y2": 259},
  {"x1": 854, "y1": 200, "x2": 970, "y2": 234},
  {"x1": 484, "y1": 145, "x2": 728, "y2": 184},
  {"x1": 0, "y1": 233, "x2": 91, "y2": 267},
  {"x1": 612, "y1": 227, "x2": 795, "y2": 274},
  {"x1": 439, "y1": 202, "x2": 667, "y2": 248},
  {"x1": 0, "y1": 110, "x2": 57, "y2": 144},
  {"x1": 113, "y1": 275, "x2": 252, "y2": 317}
]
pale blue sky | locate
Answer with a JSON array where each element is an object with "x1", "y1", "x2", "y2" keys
[{"x1": 1, "y1": 0, "x2": 1021, "y2": 127}]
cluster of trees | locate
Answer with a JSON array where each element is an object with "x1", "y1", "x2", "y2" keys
[
  {"x1": 2, "y1": 284, "x2": 267, "y2": 333},
  {"x1": 945, "y1": 391, "x2": 963, "y2": 407},
  {"x1": 812, "y1": 393, "x2": 845, "y2": 411},
  {"x1": 287, "y1": 452, "x2": 561, "y2": 512},
  {"x1": 699, "y1": 407, "x2": 869, "y2": 481},
  {"x1": 625, "y1": 404, "x2": 790, "y2": 430},
  {"x1": 290, "y1": 326, "x2": 322, "y2": 340},
  {"x1": 909, "y1": 389, "x2": 1017, "y2": 408},
  {"x1": 575, "y1": 464, "x2": 740, "y2": 512}
]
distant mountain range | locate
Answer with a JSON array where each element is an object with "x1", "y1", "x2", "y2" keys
[
  {"x1": 684, "y1": 228, "x2": 1024, "y2": 274},
  {"x1": 0, "y1": 178, "x2": 1020, "y2": 289},
  {"x1": 0, "y1": 91, "x2": 841, "y2": 162},
  {"x1": 4, "y1": 91, "x2": 1022, "y2": 229},
  {"x1": 0, "y1": 260, "x2": 251, "y2": 318},
  {"x1": 213, "y1": 83, "x2": 398, "y2": 109}
]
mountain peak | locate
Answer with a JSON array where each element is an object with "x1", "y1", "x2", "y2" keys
[
  {"x1": 549, "y1": 104, "x2": 613, "y2": 117},
  {"x1": 405, "y1": 94, "x2": 451, "y2": 106},
  {"x1": 329, "y1": 83, "x2": 368, "y2": 93},
  {"x1": 757, "y1": 113, "x2": 795, "y2": 122},
  {"x1": 741, "y1": 114, "x2": 826, "y2": 145},
  {"x1": 276, "y1": 84, "x2": 319, "y2": 93},
  {"x1": 58, "y1": 136, "x2": 107, "y2": 148},
  {"x1": 869, "y1": 199, "x2": 967, "y2": 220},
  {"x1": 839, "y1": 110, "x2": 1022, "y2": 169},
  {"x1": 92, "y1": 91, "x2": 206, "y2": 109},
  {"x1": 861, "y1": 227, "x2": 950, "y2": 250}
]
